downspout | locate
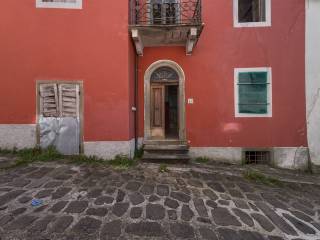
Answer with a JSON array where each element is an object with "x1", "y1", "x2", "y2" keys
[
  {"x1": 130, "y1": 0, "x2": 139, "y2": 155},
  {"x1": 134, "y1": 53, "x2": 139, "y2": 153}
]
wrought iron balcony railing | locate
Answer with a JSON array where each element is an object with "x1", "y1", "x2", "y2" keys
[{"x1": 130, "y1": 0, "x2": 202, "y2": 26}]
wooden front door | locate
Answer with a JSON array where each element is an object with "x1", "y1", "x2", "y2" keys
[{"x1": 150, "y1": 85, "x2": 165, "y2": 138}]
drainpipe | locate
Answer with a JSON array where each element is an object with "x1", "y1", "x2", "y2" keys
[
  {"x1": 130, "y1": 0, "x2": 139, "y2": 156},
  {"x1": 134, "y1": 53, "x2": 139, "y2": 153}
]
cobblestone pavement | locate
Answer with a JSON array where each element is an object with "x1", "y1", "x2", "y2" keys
[{"x1": 0, "y1": 161, "x2": 319, "y2": 240}]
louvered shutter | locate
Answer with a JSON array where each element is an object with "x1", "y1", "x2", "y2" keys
[
  {"x1": 39, "y1": 84, "x2": 59, "y2": 117},
  {"x1": 238, "y1": 72, "x2": 269, "y2": 114},
  {"x1": 58, "y1": 84, "x2": 79, "y2": 118}
]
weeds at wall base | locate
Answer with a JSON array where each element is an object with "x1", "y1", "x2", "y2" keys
[
  {"x1": 134, "y1": 147, "x2": 144, "y2": 160},
  {"x1": 0, "y1": 147, "x2": 137, "y2": 170}
]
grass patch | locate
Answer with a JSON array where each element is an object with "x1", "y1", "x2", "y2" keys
[
  {"x1": 69, "y1": 154, "x2": 135, "y2": 169},
  {"x1": 18, "y1": 146, "x2": 62, "y2": 161},
  {"x1": 109, "y1": 155, "x2": 136, "y2": 169},
  {"x1": 243, "y1": 170, "x2": 283, "y2": 187},
  {"x1": 14, "y1": 147, "x2": 62, "y2": 167},
  {"x1": 159, "y1": 164, "x2": 169, "y2": 173},
  {"x1": 195, "y1": 157, "x2": 210, "y2": 164},
  {"x1": 0, "y1": 147, "x2": 18, "y2": 155},
  {"x1": 65, "y1": 154, "x2": 136, "y2": 170},
  {"x1": 68, "y1": 155, "x2": 105, "y2": 166}
]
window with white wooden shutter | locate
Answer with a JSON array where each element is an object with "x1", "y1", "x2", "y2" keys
[
  {"x1": 39, "y1": 84, "x2": 59, "y2": 117},
  {"x1": 58, "y1": 84, "x2": 79, "y2": 118}
]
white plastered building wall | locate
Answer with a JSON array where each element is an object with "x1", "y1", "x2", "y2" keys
[
  {"x1": 306, "y1": 0, "x2": 320, "y2": 166},
  {"x1": 0, "y1": 125, "x2": 37, "y2": 149},
  {"x1": 0, "y1": 124, "x2": 139, "y2": 159},
  {"x1": 83, "y1": 138, "x2": 143, "y2": 160},
  {"x1": 189, "y1": 147, "x2": 309, "y2": 170}
]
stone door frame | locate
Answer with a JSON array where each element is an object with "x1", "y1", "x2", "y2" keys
[{"x1": 144, "y1": 60, "x2": 186, "y2": 140}]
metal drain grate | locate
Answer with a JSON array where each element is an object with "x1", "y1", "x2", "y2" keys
[{"x1": 245, "y1": 151, "x2": 271, "y2": 165}]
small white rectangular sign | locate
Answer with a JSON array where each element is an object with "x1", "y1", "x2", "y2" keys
[{"x1": 188, "y1": 98, "x2": 194, "y2": 104}]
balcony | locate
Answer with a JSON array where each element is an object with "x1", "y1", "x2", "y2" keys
[{"x1": 129, "y1": 0, "x2": 204, "y2": 55}]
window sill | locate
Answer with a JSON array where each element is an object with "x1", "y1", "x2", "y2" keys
[
  {"x1": 235, "y1": 113, "x2": 273, "y2": 118},
  {"x1": 36, "y1": 1, "x2": 82, "y2": 9},
  {"x1": 234, "y1": 21, "x2": 272, "y2": 28}
]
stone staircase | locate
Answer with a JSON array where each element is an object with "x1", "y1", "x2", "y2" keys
[{"x1": 142, "y1": 140, "x2": 190, "y2": 162}]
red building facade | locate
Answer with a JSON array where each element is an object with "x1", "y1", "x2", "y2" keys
[{"x1": 0, "y1": 0, "x2": 312, "y2": 169}]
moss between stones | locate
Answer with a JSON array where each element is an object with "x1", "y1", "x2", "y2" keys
[
  {"x1": 195, "y1": 157, "x2": 210, "y2": 164},
  {"x1": 159, "y1": 164, "x2": 169, "y2": 173},
  {"x1": 243, "y1": 169, "x2": 283, "y2": 187}
]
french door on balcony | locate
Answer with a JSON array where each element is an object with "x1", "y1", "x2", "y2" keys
[{"x1": 150, "y1": 0, "x2": 180, "y2": 24}]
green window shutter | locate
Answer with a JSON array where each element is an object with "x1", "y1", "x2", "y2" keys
[{"x1": 238, "y1": 72, "x2": 269, "y2": 114}]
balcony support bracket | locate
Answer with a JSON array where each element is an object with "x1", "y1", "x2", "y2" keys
[
  {"x1": 131, "y1": 29, "x2": 144, "y2": 56},
  {"x1": 186, "y1": 27, "x2": 198, "y2": 55}
]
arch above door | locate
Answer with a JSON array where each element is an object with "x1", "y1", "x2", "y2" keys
[{"x1": 144, "y1": 60, "x2": 186, "y2": 140}]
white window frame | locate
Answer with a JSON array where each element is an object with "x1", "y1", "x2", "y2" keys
[
  {"x1": 233, "y1": 0, "x2": 271, "y2": 28},
  {"x1": 36, "y1": 0, "x2": 82, "y2": 9},
  {"x1": 234, "y1": 67, "x2": 272, "y2": 118}
]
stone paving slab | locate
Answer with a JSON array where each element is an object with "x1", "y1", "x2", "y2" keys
[
  {"x1": 202, "y1": 161, "x2": 320, "y2": 186},
  {"x1": 0, "y1": 160, "x2": 319, "y2": 240}
]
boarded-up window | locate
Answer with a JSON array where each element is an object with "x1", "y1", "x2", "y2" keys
[
  {"x1": 39, "y1": 83, "x2": 79, "y2": 118},
  {"x1": 38, "y1": 82, "x2": 81, "y2": 155},
  {"x1": 36, "y1": 0, "x2": 82, "y2": 9}
]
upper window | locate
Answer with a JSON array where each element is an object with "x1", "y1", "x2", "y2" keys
[
  {"x1": 36, "y1": 0, "x2": 82, "y2": 9},
  {"x1": 234, "y1": 68, "x2": 272, "y2": 117},
  {"x1": 233, "y1": 0, "x2": 271, "y2": 27}
]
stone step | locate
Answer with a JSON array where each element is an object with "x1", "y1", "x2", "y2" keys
[
  {"x1": 142, "y1": 153, "x2": 190, "y2": 161},
  {"x1": 143, "y1": 140, "x2": 188, "y2": 145},
  {"x1": 144, "y1": 150, "x2": 189, "y2": 155},
  {"x1": 312, "y1": 165, "x2": 320, "y2": 174},
  {"x1": 142, "y1": 139, "x2": 190, "y2": 163},
  {"x1": 144, "y1": 144, "x2": 189, "y2": 151}
]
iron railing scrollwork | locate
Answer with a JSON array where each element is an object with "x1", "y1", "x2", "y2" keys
[{"x1": 130, "y1": 0, "x2": 202, "y2": 26}]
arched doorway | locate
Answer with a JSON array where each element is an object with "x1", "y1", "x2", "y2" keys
[{"x1": 144, "y1": 60, "x2": 186, "y2": 141}]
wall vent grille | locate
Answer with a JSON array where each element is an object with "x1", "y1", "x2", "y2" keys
[{"x1": 245, "y1": 151, "x2": 271, "y2": 165}]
